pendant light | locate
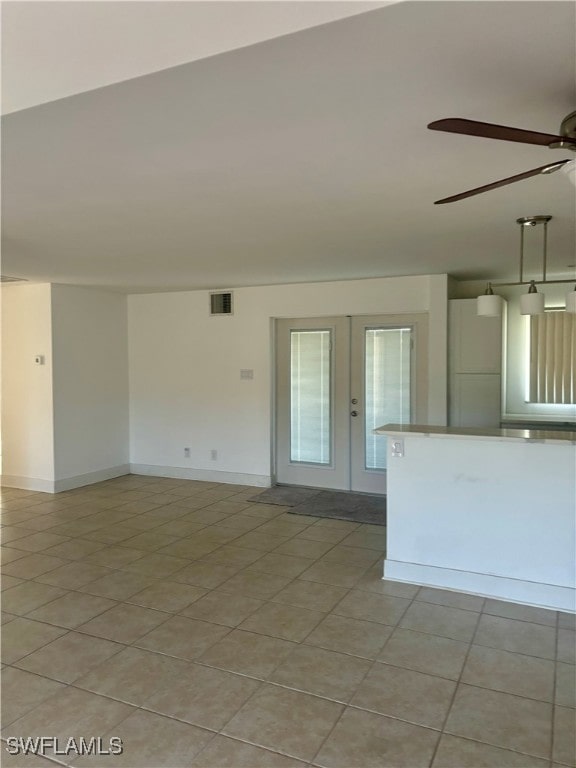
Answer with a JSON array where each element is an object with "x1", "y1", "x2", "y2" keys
[
  {"x1": 477, "y1": 215, "x2": 574, "y2": 317},
  {"x1": 520, "y1": 280, "x2": 545, "y2": 315},
  {"x1": 477, "y1": 283, "x2": 504, "y2": 316}
]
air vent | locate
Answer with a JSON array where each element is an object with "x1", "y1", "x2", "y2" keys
[
  {"x1": 210, "y1": 292, "x2": 233, "y2": 316},
  {"x1": 0, "y1": 276, "x2": 27, "y2": 283}
]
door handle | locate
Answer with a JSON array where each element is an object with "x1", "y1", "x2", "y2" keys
[{"x1": 351, "y1": 410, "x2": 358, "y2": 417}]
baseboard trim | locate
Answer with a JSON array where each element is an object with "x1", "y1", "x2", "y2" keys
[
  {"x1": 2, "y1": 465, "x2": 131, "y2": 493},
  {"x1": 53, "y1": 465, "x2": 131, "y2": 493},
  {"x1": 130, "y1": 464, "x2": 271, "y2": 488},
  {"x1": 384, "y1": 559, "x2": 576, "y2": 613},
  {"x1": 1, "y1": 475, "x2": 56, "y2": 493}
]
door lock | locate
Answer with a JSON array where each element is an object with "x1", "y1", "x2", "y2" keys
[
  {"x1": 351, "y1": 398, "x2": 358, "y2": 404},
  {"x1": 351, "y1": 410, "x2": 358, "y2": 417}
]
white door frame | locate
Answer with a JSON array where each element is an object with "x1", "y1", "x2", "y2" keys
[{"x1": 274, "y1": 313, "x2": 428, "y2": 492}]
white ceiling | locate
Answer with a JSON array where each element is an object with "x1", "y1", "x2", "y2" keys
[
  {"x1": 2, "y1": 1, "x2": 575, "y2": 293},
  {"x1": 1, "y1": 1, "x2": 389, "y2": 115}
]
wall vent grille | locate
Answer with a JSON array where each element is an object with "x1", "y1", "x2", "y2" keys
[{"x1": 210, "y1": 292, "x2": 233, "y2": 316}]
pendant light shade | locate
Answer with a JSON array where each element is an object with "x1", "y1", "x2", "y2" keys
[
  {"x1": 566, "y1": 285, "x2": 576, "y2": 314},
  {"x1": 520, "y1": 281, "x2": 545, "y2": 315},
  {"x1": 477, "y1": 283, "x2": 503, "y2": 316}
]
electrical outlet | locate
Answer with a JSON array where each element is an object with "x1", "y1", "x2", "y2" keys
[
  {"x1": 391, "y1": 439, "x2": 404, "y2": 457},
  {"x1": 210, "y1": 449, "x2": 218, "y2": 461},
  {"x1": 184, "y1": 447, "x2": 191, "y2": 458}
]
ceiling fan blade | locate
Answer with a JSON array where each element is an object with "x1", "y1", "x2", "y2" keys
[
  {"x1": 434, "y1": 160, "x2": 571, "y2": 204},
  {"x1": 428, "y1": 118, "x2": 576, "y2": 147}
]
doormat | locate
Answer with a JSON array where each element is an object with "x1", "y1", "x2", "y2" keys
[{"x1": 248, "y1": 487, "x2": 386, "y2": 526}]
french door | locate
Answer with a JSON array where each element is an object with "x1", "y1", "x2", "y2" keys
[{"x1": 275, "y1": 314, "x2": 428, "y2": 492}]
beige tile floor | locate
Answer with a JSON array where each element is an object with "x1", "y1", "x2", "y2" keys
[{"x1": 1, "y1": 476, "x2": 575, "y2": 768}]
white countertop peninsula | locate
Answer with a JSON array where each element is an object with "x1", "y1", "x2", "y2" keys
[
  {"x1": 377, "y1": 423, "x2": 576, "y2": 444},
  {"x1": 375, "y1": 423, "x2": 576, "y2": 612}
]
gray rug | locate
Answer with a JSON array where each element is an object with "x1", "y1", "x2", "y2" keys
[{"x1": 249, "y1": 486, "x2": 386, "y2": 526}]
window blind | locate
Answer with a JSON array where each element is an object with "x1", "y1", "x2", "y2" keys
[
  {"x1": 290, "y1": 329, "x2": 331, "y2": 465},
  {"x1": 529, "y1": 310, "x2": 576, "y2": 404}
]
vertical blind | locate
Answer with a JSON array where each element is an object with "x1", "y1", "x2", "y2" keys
[{"x1": 529, "y1": 310, "x2": 576, "y2": 404}]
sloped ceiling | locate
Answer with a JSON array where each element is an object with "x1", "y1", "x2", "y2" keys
[{"x1": 1, "y1": 1, "x2": 388, "y2": 114}]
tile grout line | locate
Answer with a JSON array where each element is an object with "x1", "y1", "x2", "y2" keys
[
  {"x1": 190, "y1": 730, "x2": 314, "y2": 768},
  {"x1": 426, "y1": 599, "x2": 485, "y2": 766},
  {"x1": 550, "y1": 608, "x2": 560, "y2": 766}
]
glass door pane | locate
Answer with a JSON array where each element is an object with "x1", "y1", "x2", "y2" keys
[
  {"x1": 365, "y1": 327, "x2": 411, "y2": 470},
  {"x1": 290, "y1": 329, "x2": 331, "y2": 464}
]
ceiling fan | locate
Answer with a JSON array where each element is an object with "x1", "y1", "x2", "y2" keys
[{"x1": 428, "y1": 110, "x2": 576, "y2": 204}]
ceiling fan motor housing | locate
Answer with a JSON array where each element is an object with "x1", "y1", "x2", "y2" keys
[
  {"x1": 560, "y1": 111, "x2": 576, "y2": 140},
  {"x1": 550, "y1": 110, "x2": 576, "y2": 150}
]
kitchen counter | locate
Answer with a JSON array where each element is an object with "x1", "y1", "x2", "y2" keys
[
  {"x1": 375, "y1": 423, "x2": 576, "y2": 444},
  {"x1": 375, "y1": 423, "x2": 576, "y2": 612}
]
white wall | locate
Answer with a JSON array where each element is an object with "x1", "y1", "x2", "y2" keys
[
  {"x1": 453, "y1": 281, "x2": 576, "y2": 423},
  {"x1": 128, "y1": 274, "x2": 448, "y2": 484},
  {"x1": 1, "y1": 283, "x2": 55, "y2": 489},
  {"x1": 51, "y1": 284, "x2": 129, "y2": 487}
]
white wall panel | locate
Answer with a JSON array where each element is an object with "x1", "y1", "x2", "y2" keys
[{"x1": 1, "y1": 284, "x2": 55, "y2": 485}]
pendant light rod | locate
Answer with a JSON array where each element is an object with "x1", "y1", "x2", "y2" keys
[
  {"x1": 543, "y1": 217, "x2": 548, "y2": 283},
  {"x1": 519, "y1": 221, "x2": 524, "y2": 284},
  {"x1": 516, "y1": 215, "x2": 553, "y2": 286},
  {"x1": 482, "y1": 278, "x2": 575, "y2": 288}
]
